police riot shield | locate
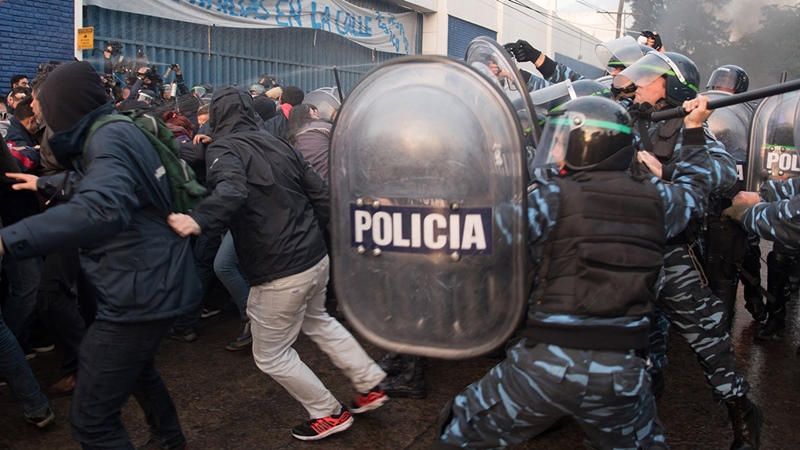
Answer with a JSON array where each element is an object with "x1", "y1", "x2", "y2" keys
[
  {"x1": 465, "y1": 36, "x2": 540, "y2": 147},
  {"x1": 746, "y1": 90, "x2": 800, "y2": 191},
  {"x1": 329, "y1": 55, "x2": 528, "y2": 359},
  {"x1": 302, "y1": 87, "x2": 341, "y2": 122},
  {"x1": 702, "y1": 90, "x2": 754, "y2": 185}
]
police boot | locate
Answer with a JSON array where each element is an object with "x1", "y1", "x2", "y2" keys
[
  {"x1": 755, "y1": 300, "x2": 787, "y2": 340},
  {"x1": 742, "y1": 246, "x2": 767, "y2": 322},
  {"x1": 789, "y1": 255, "x2": 800, "y2": 293},
  {"x1": 380, "y1": 355, "x2": 427, "y2": 399},
  {"x1": 744, "y1": 296, "x2": 767, "y2": 323},
  {"x1": 725, "y1": 395, "x2": 762, "y2": 450},
  {"x1": 756, "y1": 251, "x2": 790, "y2": 340},
  {"x1": 376, "y1": 352, "x2": 406, "y2": 377}
]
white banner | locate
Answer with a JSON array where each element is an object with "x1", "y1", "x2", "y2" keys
[{"x1": 84, "y1": 0, "x2": 417, "y2": 55}]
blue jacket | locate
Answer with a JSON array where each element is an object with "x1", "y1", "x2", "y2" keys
[{"x1": 0, "y1": 102, "x2": 201, "y2": 322}]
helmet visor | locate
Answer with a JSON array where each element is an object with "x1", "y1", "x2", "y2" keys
[
  {"x1": 529, "y1": 79, "x2": 577, "y2": 117},
  {"x1": 595, "y1": 36, "x2": 645, "y2": 73},
  {"x1": 706, "y1": 70, "x2": 740, "y2": 92},
  {"x1": 531, "y1": 109, "x2": 633, "y2": 170},
  {"x1": 613, "y1": 52, "x2": 679, "y2": 90},
  {"x1": 530, "y1": 111, "x2": 585, "y2": 169}
]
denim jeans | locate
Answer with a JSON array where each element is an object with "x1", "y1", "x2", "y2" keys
[
  {"x1": 70, "y1": 318, "x2": 185, "y2": 450},
  {"x1": 2, "y1": 255, "x2": 44, "y2": 351},
  {"x1": 213, "y1": 231, "x2": 249, "y2": 321},
  {"x1": 0, "y1": 309, "x2": 50, "y2": 418},
  {"x1": 248, "y1": 255, "x2": 386, "y2": 419}
]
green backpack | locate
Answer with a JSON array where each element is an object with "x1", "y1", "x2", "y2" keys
[{"x1": 84, "y1": 110, "x2": 207, "y2": 214}]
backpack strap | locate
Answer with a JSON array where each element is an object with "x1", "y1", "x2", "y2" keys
[
  {"x1": 82, "y1": 113, "x2": 171, "y2": 218},
  {"x1": 82, "y1": 114, "x2": 133, "y2": 167}
]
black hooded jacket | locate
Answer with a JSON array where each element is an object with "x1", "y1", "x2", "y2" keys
[{"x1": 189, "y1": 86, "x2": 329, "y2": 285}]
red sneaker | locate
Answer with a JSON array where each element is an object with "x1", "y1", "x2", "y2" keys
[
  {"x1": 291, "y1": 405, "x2": 353, "y2": 441},
  {"x1": 350, "y1": 386, "x2": 389, "y2": 414}
]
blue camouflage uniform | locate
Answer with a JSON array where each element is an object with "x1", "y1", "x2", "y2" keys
[
  {"x1": 525, "y1": 58, "x2": 585, "y2": 92},
  {"x1": 634, "y1": 113, "x2": 750, "y2": 403},
  {"x1": 741, "y1": 177, "x2": 800, "y2": 248},
  {"x1": 437, "y1": 140, "x2": 713, "y2": 449}
]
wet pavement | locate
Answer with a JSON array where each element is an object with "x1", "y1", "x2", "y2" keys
[{"x1": 2, "y1": 244, "x2": 800, "y2": 449}]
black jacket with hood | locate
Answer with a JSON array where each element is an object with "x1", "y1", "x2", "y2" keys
[{"x1": 189, "y1": 86, "x2": 329, "y2": 286}]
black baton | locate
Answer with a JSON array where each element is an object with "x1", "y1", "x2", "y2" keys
[{"x1": 650, "y1": 78, "x2": 800, "y2": 122}]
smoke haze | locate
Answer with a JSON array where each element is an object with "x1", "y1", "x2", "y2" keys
[{"x1": 713, "y1": 0, "x2": 797, "y2": 40}]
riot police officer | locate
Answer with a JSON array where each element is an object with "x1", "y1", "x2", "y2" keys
[
  {"x1": 436, "y1": 96, "x2": 714, "y2": 449},
  {"x1": 614, "y1": 51, "x2": 762, "y2": 450},
  {"x1": 724, "y1": 178, "x2": 800, "y2": 341},
  {"x1": 703, "y1": 64, "x2": 767, "y2": 325}
]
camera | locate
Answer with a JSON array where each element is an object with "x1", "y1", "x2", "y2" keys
[
  {"x1": 104, "y1": 41, "x2": 123, "y2": 57},
  {"x1": 259, "y1": 74, "x2": 278, "y2": 89}
]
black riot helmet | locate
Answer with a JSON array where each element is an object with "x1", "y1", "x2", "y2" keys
[
  {"x1": 613, "y1": 51, "x2": 700, "y2": 106},
  {"x1": 531, "y1": 96, "x2": 634, "y2": 173},
  {"x1": 706, "y1": 65, "x2": 749, "y2": 94}
]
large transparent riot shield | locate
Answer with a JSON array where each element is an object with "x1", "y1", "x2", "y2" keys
[
  {"x1": 329, "y1": 56, "x2": 528, "y2": 359},
  {"x1": 746, "y1": 90, "x2": 800, "y2": 191},
  {"x1": 465, "y1": 36, "x2": 540, "y2": 147},
  {"x1": 702, "y1": 90, "x2": 754, "y2": 185}
]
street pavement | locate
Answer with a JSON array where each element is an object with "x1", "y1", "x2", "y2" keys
[{"x1": 2, "y1": 251, "x2": 799, "y2": 449}]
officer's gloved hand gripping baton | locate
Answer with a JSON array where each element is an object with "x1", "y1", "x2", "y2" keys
[{"x1": 649, "y1": 78, "x2": 800, "y2": 122}]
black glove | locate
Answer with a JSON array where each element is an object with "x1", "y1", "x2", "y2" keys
[
  {"x1": 721, "y1": 204, "x2": 749, "y2": 224},
  {"x1": 640, "y1": 31, "x2": 663, "y2": 51},
  {"x1": 503, "y1": 40, "x2": 542, "y2": 63}
]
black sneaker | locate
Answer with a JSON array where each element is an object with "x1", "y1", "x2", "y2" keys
[
  {"x1": 25, "y1": 407, "x2": 55, "y2": 428},
  {"x1": 167, "y1": 328, "x2": 198, "y2": 343},
  {"x1": 200, "y1": 307, "x2": 221, "y2": 319},
  {"x1": 291, "y1": 405, "x2": 353, "y2": 441},
  {"x1": 225, "y1": 320, "x2": 252, "y2": 351},
  {"x1": 31, "y1": 344, "x2": 56, "y2": 353}
]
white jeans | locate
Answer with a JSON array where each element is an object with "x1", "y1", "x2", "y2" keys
[{"x1": 247, "y1": 255, "x2": 386, "y2": 419}]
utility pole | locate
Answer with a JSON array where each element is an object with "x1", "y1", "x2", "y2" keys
[{"x1": 616, "y1": 0, "x2": 624, "y2": 38}]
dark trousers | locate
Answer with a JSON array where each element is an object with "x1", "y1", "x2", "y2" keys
[
  {"x1": 2, "y1": 256, "x2": 44, "y2": 351},
  {"x1": 38, "y1": 249, "x2": 86, "y2": 377},
  {"x1": 70, "y1": 318, "x2": 185, "y2": 450},
  {"x1": 172, "y1": 231, "x2": 221, "y2": 332}
]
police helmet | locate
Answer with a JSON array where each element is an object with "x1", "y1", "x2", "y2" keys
[
  {"x1": 531, "y1": 96, "x2": 634, "y2": 173},
  {"x1": 595, "y1": 36, "x2": 652, "y2": 74},
  {"x1": 706, "y1": 65, "x2": 749, "y2": 94},
  {"x1": 613, "y1": 51, "x2": 700, "y2": 106}
]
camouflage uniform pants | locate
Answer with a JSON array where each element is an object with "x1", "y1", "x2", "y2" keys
[
  {"x1": 648, "y1": 244, "x2": 749, "y2": 402},
  {"x1": 439, "y1": 340, "x2": 668, "y2": 449}
]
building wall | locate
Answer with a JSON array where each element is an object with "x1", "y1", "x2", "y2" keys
[
  {"x1": 0, "y1": 0, "x2": 75, "y2": 94},
  {"x1": 447, "y1": 16, "x2": 495, "y2": 59},
  {"x1": 0, "y1": 0, "x2": 603, "y2": 98},
  {"x1": 83, "y1": 1, "x2": 419, "y2": 95}
]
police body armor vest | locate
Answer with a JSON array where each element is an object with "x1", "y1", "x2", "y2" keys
[
  {"x1": 643, "y1": 116, "x2": 701, "y2": 246},
  {"x1": 525, "y1": 171, "x2": 666, "y2": 349}
]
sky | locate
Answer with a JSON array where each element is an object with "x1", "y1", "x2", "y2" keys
[{"x1": 556, "y1": 0, "x2": 623, "y2": 14}]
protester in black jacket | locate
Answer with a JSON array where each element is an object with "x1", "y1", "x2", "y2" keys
[
  {"x1": 168, "y1": 86, "x2": 388, "y2": 441},
  {"x1": 0, "y1": 61, "x2": 200, "y2": 449}
]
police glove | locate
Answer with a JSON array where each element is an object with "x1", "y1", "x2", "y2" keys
[
  {"x1": 504, "y1": 40, "x2": 542, "y2": 63},
  {"x1": 721, "y1": 204, "x2": 749, "y2": 224}
]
